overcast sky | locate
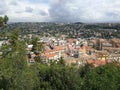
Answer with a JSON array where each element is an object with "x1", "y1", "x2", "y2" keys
[{"x1": 0, "y1": 0, "x2": 120, "y2": 22}]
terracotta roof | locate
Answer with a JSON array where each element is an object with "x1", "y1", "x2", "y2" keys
[
  {"x1": 94, "y1": 60, "x2": 102, "y2": 65},
  {"x1": 87, "y1": 60, "x2": 94, "y2": 64},
  {"x1": 54, "y1": 46, "x2": 64, "y2": 50},
  {"x1": 44, "y1": 47, "x2": 64, "y2": 53},
  {"x1": 44, "y1": 50, "x2": 55, "y2": 53},
  {"x1": 101, "y1": 61, "x2": 106, "y2": 65},
  {"x1": 45, "y1": 53, "x2": 57, "y2": 59},
  {"x1": 87, "y1": 60, "x2": 106, "y2": 67}
]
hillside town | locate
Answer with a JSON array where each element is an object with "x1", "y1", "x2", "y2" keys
[
  {"x1": 24, "y1": 34, "x2": 120, "y2": 67},
  {"x1": 0, "y1": 22, "x2": 120, "y2": 67},
  {"x1": 1, "y1": 0, "x2": 120, "y2": 89}
]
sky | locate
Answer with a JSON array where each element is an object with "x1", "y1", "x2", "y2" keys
[{"x1": 0, "y1": 0, "x2": 120, "y2": 23}]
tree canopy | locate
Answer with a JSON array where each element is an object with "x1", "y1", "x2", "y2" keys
[
  {"x1": 0, "y1": 16, "x2": 120, "y2": 90},
  {"x1": 0, "y1": 15, "x2": 9, "y2": 27}
]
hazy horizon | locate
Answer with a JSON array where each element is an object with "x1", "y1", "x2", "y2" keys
[{"x1": 1, "y1": 0, "x2": 120, "y2": 23}]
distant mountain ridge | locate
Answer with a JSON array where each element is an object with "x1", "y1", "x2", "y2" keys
[{"x1": 0, "y1": 22, "x2": 120, "y2": 34}]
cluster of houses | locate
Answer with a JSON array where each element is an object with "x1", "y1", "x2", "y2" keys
[
  {"x1": 27, "y1": 36, "x2": 89, "y2": 63},
  {"x1": 0, "y1": 35, "x2": 120, "y2": 67},
  {"x1": 27, "y1": 35, "x2": 120, "y2": 66}
]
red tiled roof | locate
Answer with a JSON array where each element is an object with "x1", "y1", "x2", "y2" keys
[
  {"x1": 94, "y1": 60, "x2": 102, "y2": 65},
  {"x1": 87, "y1": 59, "x2": 106, "y2": 67},
  {"x1": 87, "y1": 60, "x2": 94, "y2": 64},
  {"x1": 44, "y1": 46, "x2": 64, "y2": 53},
  {"x1": 44, "y1": 50, "x2": 55, "y2": 53},
  {"x1": 45, "y1": 53, "x2": 57, "y2": 59}
]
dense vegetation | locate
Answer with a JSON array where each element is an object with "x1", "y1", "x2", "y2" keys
[
  {"x1": 0, "y1": 16, "x2": 120, "y2": 90},
  {"x1": 1, "y1": 42, "x2": 120, "y2": 90},
  {"x1": 1, "y1": 22, "x2": 119, "y2": 38}
]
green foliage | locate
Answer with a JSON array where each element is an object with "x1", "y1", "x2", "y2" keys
[
  {"x1": 1, "y1": 16, "x2": 120, "y2": 90},
  {"x1": 82, "y1": 63, "x2": 120, "y2": 90},
  {"x1": 9, "y1": 29, "x2": 20, "y2": 51},
  {"x1": 0, "y1": 31, "x2": 120, "y2": 90},
  {"x1": 0, "y1": 29, "x2": 27, "y2": 90},
  {"x1": 35, "y1": 64, "x2": 82, "y2": 90},
  {"x1": 0, "y1": 17, "x2": 4, "y2": 27},
  {"x1": 57, "y1": 57, "x2": 66, "y2": 66},
  {"x1": 0, "y1": 15, "x2": 9, "y2": 27},
  {"x1": 3, "y1": 15, "x2": 9, "y2": 25},
  {"x1": 79, "y1": 63, "x2": 94, "y2": 78},
  {"x1": 32, "y1": 36, "x2": 43, "y2": 52}
]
